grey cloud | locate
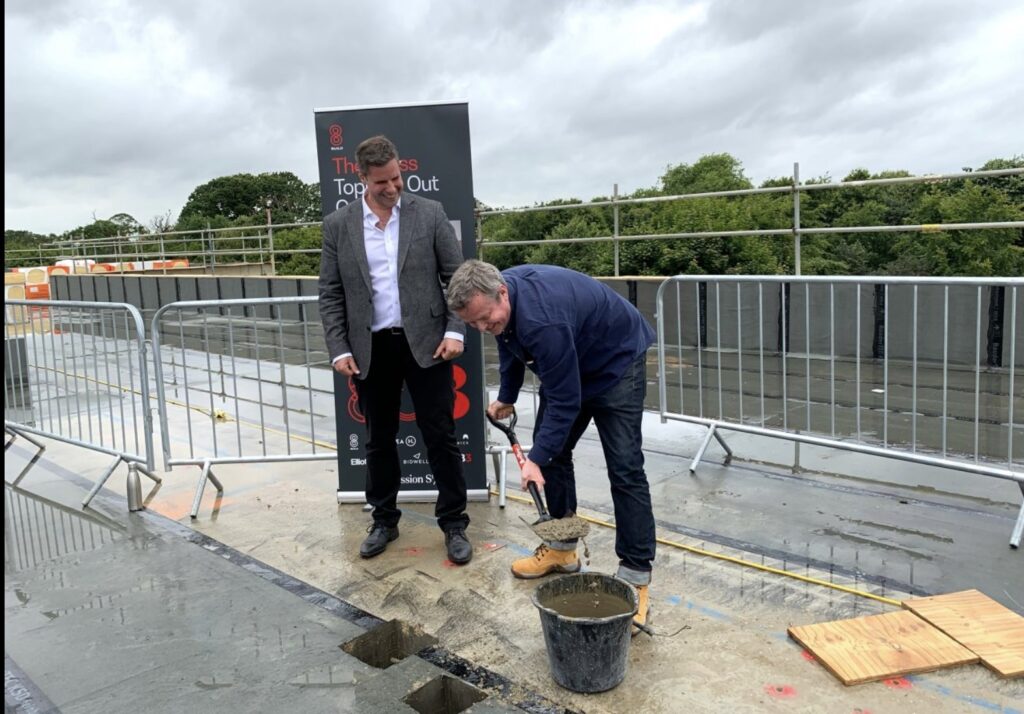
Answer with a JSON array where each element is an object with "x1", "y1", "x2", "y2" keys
[{"x1": 5, "y1": 0, "x2": 1022, "y2": 233}]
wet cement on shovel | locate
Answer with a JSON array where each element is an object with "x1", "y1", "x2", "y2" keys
[
  {"x1": 523, "y1": 515, "x2": 592, "y2": 565},
  {"x1": 528, "y1": 515, "x2": 590, "y2": 541}
]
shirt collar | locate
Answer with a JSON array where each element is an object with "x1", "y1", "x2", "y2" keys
[
  {"x1": 361, "y1": 196, "x2": 401, "y2": 224},
  {"x1": 500, "y1": 280, "x2": 517, "y2": 338}
]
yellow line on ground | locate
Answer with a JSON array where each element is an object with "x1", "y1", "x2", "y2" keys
[
  {"x1": 156, "y1": 396, "x2": 338, "y2": 451},
  {"x1": 495, "y1": 489, "x2": 903, "y2": 607}
]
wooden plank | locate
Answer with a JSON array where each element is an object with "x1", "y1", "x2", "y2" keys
[
  {"x1": 788, "y1": 610, "x2": 979, "y2": 685},
  {"x1": 904, "y1": 589, "x2": 1024, "y2": 679}
]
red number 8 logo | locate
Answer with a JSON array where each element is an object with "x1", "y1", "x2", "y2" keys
[{"x1": 345, "y1": 365, "x2": 470, "y2": 423}]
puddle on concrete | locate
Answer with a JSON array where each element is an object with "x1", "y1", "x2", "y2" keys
[
  {"x1": 341, "y1": 619, "x2": 437, "y2": 670},
  {"x1": 403, "y1": 674, "x2": 487, "y2": 714},
  {"x1": 4, "y1": 486, "x2": 123, "y2": 574}
]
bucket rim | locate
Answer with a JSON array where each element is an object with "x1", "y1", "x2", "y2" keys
[{"x1": 531, "y1": 572, "x2": 639, "y2": 623}]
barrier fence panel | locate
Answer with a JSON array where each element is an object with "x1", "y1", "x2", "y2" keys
[
  {"x1": 150, "y1": 296, "x2": 334, "y2": 517},
  {"x1": 4, "y1": 299, "x2": 159, "y2": 508},
  {"x1": 655, "y1": 276, "x2": 1023, "y2": 547}
]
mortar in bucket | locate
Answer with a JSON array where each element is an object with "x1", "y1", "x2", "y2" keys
[{"x1": 531, "y1": 573, "x2": 638, "y2": 693}]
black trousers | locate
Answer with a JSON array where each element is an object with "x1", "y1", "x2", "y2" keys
[{"x1": 355, "y1": 330, "x2": 469, "y2": 531}]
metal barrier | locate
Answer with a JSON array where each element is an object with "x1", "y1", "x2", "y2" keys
[
  {"x1": 150, "y1": 296, "x2": 335, "y2": 517},
  {"x1": 487, "y1": 441, "x2": 532, "y2": 509},
  {"x1": 655, "y1": 276, "x2": 1023, "y2": 547},
  {"x1": 3, "y1": 299, "x2": 160, "y2": 507}
]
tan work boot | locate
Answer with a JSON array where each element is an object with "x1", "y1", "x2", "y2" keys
[
  {"x1": 632, "y1": 584, "x2": 650, "y2": 636},
  {"x1": 511, "y1": 544, "x2": 580, "y2": 579}
]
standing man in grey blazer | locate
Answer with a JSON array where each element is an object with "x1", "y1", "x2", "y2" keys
[{"x1": 318, "y1": 135, "x2": 472, "y2": 564}]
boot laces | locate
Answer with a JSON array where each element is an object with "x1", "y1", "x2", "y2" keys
[{"x1": 533, "y1": 544, "x2": 551, "y2": 560}]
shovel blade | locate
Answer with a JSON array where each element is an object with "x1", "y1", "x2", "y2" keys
[{"x1": 528, "y1": 514, "x2": 591, "y2": 541}]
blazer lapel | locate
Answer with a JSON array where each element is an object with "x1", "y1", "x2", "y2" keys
[
  {"x1": 346, "y1": 205, "x2": 372, "y2": 291},
  {"x1": 397, "y1": 196, "x2": 415, "y2": 276}
]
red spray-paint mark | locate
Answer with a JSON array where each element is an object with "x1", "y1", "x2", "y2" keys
[
  {"x1": 402, "y1": 547, "x2": 423, "y2": 556},
  {"x1": 764, "y1": 684, "x2": 797, "y2": 699},
  {"x1": 800, "y1": 649, "x2": 816, "y2": 662},
  {"x1": 883, "y1": 677, "x2": 912, "y2": 690}
]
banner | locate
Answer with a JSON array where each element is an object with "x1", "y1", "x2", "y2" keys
[{"x1": 313, "y1": 101, "x2": 487, "y2": 503}]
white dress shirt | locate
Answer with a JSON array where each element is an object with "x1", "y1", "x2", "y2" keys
[{"x1": 364, "y1": 197, "x2": 403, "y2": 331}]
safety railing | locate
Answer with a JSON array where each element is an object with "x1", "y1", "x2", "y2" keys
[
  {"x1": 8, "y1": 168, "x2": 1022, "y2": 277},
  {"x1": 655, "y1": 276, "x2": 1023, "y2": 547},
  {"x1": 150, "y1": 296, "x2": 335, "y2": 517},
  {"x1": 5, "y1": 221, "x2": 323, "y2": 275},
  {"x1": 4, "y1": 299, "x2": 160, "y2": 507},
  {"x1": 478, "y1": 166, "x2": 1024, "y2": 276}
]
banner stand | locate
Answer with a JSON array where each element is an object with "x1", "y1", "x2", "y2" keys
[{"x1": 313, "y1": 101, "x2": 488, "y2": 504}]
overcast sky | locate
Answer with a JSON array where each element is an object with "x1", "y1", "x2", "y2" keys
[{"x1": 5, "y1": 0, "x2": 1022, "y2": 235}]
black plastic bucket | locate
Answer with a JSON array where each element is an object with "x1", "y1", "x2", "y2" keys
[{"x1": 531, "y1": 573, "x2": 638, "y2": 693}]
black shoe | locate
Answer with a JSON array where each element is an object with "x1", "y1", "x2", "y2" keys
[
  {"x1": 445, "y1": 528, "x2": 472, "y2": 564},
  {"x1": 360, "y1": 523, "x2": 399, "y2": 558}
]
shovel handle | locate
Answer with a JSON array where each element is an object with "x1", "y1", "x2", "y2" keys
[
  {"x1": 487, "y1": 409, "x2": 526, "y2": 468},
  {"x1": 526, "y1": 481, "x2": 548, "y2": 519},
  {"x1": 488, "y1": 408, "x2": 547, "y2": 518},
  {"x1": 509, "y1": 443, "x2": 527, "y2": 469},
  {"x1": 486, "y1": 408, "x2": 518, "y2": 441}
]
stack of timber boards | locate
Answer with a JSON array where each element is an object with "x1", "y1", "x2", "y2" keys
[
  {"x1": 903, "y1": 589, "x2": 1024, "y2": 679},
  {"x1": 789, "y1": 590, "x2": 1024, "y2": 685},
  {"x1": 788, "y1": 610, "x2": 978, "y2": 685}
]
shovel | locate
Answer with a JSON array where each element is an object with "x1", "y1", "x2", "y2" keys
[{"x1": 487, "y1": 408, "x2": 590, "y2": 541}]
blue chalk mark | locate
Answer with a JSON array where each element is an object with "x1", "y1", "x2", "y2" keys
[{"x1": 663, "y1": 594, "x2": 730, "y2": 621}]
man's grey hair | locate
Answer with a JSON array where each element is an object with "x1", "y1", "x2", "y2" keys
[
  {"x1": 447, "y1": 259, "x2": 506, "y2": 311},
  {"x1": 355, "y1": 135, "x2": 398, "y2": 176}
]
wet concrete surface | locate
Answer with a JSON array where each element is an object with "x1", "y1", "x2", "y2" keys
[
  {"x1": 6, "y1": 421, "x2": 1023, "y2": 713},
  {"x1": 4, "y1": 330, "x2": 1023, "y2": 713},
  {"x1": 4, "y1": 456, "x2": 532, "y2": 714}
]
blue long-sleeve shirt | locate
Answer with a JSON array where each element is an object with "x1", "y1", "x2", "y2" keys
[{"x1": 496, "y1": 265, "x2": 655, "y2": 466}]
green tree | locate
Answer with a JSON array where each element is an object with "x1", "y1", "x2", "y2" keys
[
  {"x1": 660, "y1": 153, "x2": 753, "y2": 195},
  {"x1": 479, "y1": 198, "x2": 584, "y2": 270},
  {"x1": 273, "y1": 226, "x2": 324, "y2": 276},
  {"x1": 4, "y1": 230, "x2": 55, "y2": 268},
  {"x1": 178, "y1": 172, "x2": 319, "y2": 225},
  {"x1": 891, "y1": 180, "x2": 1024, "y2": 275},
  {"x1": 61, "y1": 219, "x2": 124, "y2": 241},
  {"x1": 5, "y1": 229, "x2": 52, "y2": 246},
  {"x1": 528, "y1": 211, "x2": 613, "y2": 274},
  {"x1": 108, "y1": 213, "x2": 147, "y2": 235}
]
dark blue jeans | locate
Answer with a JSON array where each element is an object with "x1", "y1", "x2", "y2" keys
[{"x1": 534, "y1": 353, "x2": 655, "y2": 574}]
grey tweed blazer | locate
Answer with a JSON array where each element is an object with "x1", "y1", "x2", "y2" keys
[{"x1": 318, "y1": 193, "x2": 465, "y2": 379}]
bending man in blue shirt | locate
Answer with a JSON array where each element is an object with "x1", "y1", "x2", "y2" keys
[{"x1": 448, "y1": 259, "x2": 656, "y2": 632}]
